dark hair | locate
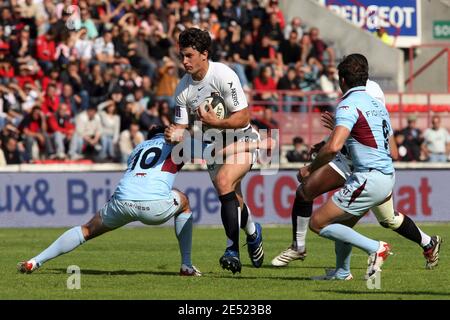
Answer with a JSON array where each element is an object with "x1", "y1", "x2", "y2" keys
[
  {"x1": 293, "y1": 136, "x2": 304, "y2": 145},
  {"x1": 147, "y1": 125, "x2": 167, "y2": 140},
  {"x1": 178, "y1": 28, "x2": 211, "y2": 58},
  {"x1": 337, "y1": 53, "x2": 369, "y2": 88}
]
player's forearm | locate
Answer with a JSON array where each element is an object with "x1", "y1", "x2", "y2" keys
[
  {"x1": 213, "y1": 108, "x2": 250, "y2": 129},
  {"x1": 309, "y1": 143, "x2": 337, "y2": 173}
]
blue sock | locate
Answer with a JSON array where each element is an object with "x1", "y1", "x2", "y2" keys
[
  {"x1": 33, "y1": 226, "x2": 86, "y2": 267},
  {"x1": 319, "y1": 224, "x2": 379, "y2": 254},
  {"x1": 175, "y1": 212, "x2": 193, "y2": 267},
  {"x1": 334, "y1": 240, "x2": 352, "y2": 278}
]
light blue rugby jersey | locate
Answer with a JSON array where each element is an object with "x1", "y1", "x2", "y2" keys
[
  {"x1": 335, "y1": 86, "x2": 394, "y2": 174},
  {"x1": 114, "y1": 134, "x2": 183, "y2": 201}
]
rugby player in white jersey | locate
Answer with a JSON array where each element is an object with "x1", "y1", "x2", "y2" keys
[{"x1": 164, "y1": 28, "x2": 264, "y2": 274}]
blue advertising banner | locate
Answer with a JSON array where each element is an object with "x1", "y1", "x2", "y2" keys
[
  {"x1": 319, "y1": 0, "x2": 421, "y2": 46},
  {"x1": 1, "y1": 170, "x2": 449, "y2": 227}
]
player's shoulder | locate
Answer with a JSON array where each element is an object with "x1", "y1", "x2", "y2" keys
[
  {"x1": 210, "y1": 61, "x2": 237, "y2": 79},
  {"x1": 175, "y1": 74, "x2": 191, "y2": 96}
]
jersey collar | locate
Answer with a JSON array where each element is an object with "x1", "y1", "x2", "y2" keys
[{"x1": 341, "y1": 86, "x2": 366, "y2": 100}]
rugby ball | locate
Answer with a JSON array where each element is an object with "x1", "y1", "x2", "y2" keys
[
  {"x1": 201, "y1": 94, "x2": 227, "y2": 120},
  {"x1": 199, "y1": 94, "x2": 227, "y2": 132}
]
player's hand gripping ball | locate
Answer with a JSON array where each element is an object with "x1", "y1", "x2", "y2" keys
[{"x1": 198, "y1": 94, "x2": 227, "y2": 131}]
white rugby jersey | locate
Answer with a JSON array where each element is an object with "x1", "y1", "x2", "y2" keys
[{"x1": 174, "y1": 61, "x2": 248, "y2": 128}]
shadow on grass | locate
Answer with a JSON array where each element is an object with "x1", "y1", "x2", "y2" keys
[
  {"x1": 316, "y1": 289, "x2": 450, "y2": 297},
  {"x1": 47, "y1": 268, "x2": 314, "y2": 281},
  {"x1": 47, "y1": 268, "x2": 178, "y2": 276}
]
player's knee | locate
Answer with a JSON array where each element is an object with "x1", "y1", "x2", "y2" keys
[
  {"x1": 378, "y1": 212, "x2": 403, "y2": 230},
  {"x1": 308, "y1": 215, "x2": 321, "y2": 234},
  {"x1": 297, "y1": 186, "x2": 313, "y2": 202},
  {"x1": 214, "y1": 171, "x2": 233, "y2": 194},
  {"x1": 177, "y1": 192, "x2": 191, "y2": 213}
]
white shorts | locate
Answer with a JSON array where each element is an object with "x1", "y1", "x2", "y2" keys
[
  {"x1": 332, "y1": 170, "x2": 395, "y2": 216},
  {"x1": 328, "y1": 152, "x2": 352, "y2": 180},
  {"x1": 205, "y1": 125, "x2": 260, "y2": 182},
  {"x1": 99, "y1": 191, "x2": 182, "y2": 229}
]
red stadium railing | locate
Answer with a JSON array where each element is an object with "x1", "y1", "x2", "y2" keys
[{"x1": 247, "y1": 90, "x2": 450, "y2": 146}]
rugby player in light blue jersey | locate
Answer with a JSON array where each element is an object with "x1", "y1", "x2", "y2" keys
[
  {"x1": 17, "y1": 126, "x2": 201, "y2": 276},
  {"x1": 17, "y1": 126, "x2": 274, "y2": 276},
  {"x1": 300, "y1": 54, "x2": 398, "y2": 280}
]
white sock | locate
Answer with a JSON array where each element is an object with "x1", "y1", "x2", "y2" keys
[
  {"x1": 295, "y1": 217, "x2": 309, "y2": 252},
  {"x1": 419, "y1": 229, "x2": 432, "y2": 248},
  {"x1": 243, "y1": 206, "x2": 256, "y2": 236}
]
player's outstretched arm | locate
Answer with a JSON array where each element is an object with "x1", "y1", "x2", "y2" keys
[
  {"x1": 165, "y1": 124, "x2": 188, "y2": 144},
  {"x1": 308, "y1": 126, "x2": 349, "y2": 174}
]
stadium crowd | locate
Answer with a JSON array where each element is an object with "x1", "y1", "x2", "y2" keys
[{"x1": 0, "y1": 0, "x2": 448, "y2": 165}]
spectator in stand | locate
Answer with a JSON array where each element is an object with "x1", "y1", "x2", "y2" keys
[
  {"x1": 400, "y1": 114, "x2": 423, "y2": 162},
  {"x1": 423, "y1": 115, "x2": 450, "y2": 162},
  {"x1": 305, "y1": 27, "x2": 335, "y2": 66},
  {"x1": 41, "y1": 83, "x2": 60, "y2": 115},
  {"x1": 266, "y1": 0, "x2": 286, "y2": 30},
  {"x1": 158, "y1": 100, "x2": 173, "y2": 127},
  {"x1": 2, "y1": 136, "x2": 26, "y2": 164},
  {"x1": 55, "y1": 31, "x2": 78, "y2": 69},
  {"x1": 118, "y1": 121, "x2": 144, "y2": 164},
  {"x1": 74, "y1": 3, "x2": 98, "y2": 39},
  {"x1": 277, "y1": 66, "x2": 301, "y2": 112},
  {"x1": 36, "y1": 30, "x2": 56, "y2": 73},
  {"x1": 93, "y1": 28, "x2": 115, "y2": 66},
  {"x1": 10, "y1": 26, "x2": 33, "y2": 67},
  {"x1": 254, "y1": 34, "x2": 278, "y2": 69},
  {"x1": 230, "y1": 31, "x2": 257, "y2": 86},
  {"x1": 18, "y1": 106, "x2": 50, "y2": 161},
  {"x1": 120, "y1": 101, "x2": 140, "y2": 132},
  {"x1": 74, "y1": 27, "x2": 93, "y2": 66},
  {"x1": 318, "y1": 64, "x2": 340, "y2": 106},
  {"x1": 47, "y1": 103, "x2": 74, "y2": 160},
  {"x1": 253, "y1": 64, "x2": 279, "y2": 111},
  {"x1": 284, "y1": 16, "x2": 304, "y2": 41},
  {"x1": 394, "y1": 131, "x2": 415, "y2": 162},
  {"x1": 277, "y1": 30, "x2": 302, "y2": 70},
  {"x1": 264, "y1": 12, "x2": 284, "y2": 48},
  {"x1": 375, "y1": 27, "x2": 394, "y2": 46},
  {"x1": 139, "y1": 100, "x2": 162, "y2": 133},
  {"x1": 155, "y1": 58, "x2": 178, "y2": 109},
  {"x1": 98, "y1": 100, "x2": 120, "y2": 162},
  {"x1": 250, "y1": 15, "x2": 264, "y2": 45},
  {"x1": 286, "y1": 136, "x2": 309, "y2": 162},
  {"x1": 60, "y1": 83, "x2": 81, "y2": 115},
  {"x1": 85, "y1": 63, "x2": 108, "y2": 107},
  {"x1": 251, "y1": 107, "x2": 279, "y2": 131},
  {"x1": 60, "y1": 62, "x2": 90, "y2": 111},
  {"x1": 69, "y1": 105, "x2": 103, "y2": 161}
]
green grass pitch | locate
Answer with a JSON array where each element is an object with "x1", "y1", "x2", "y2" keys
[{"x1": 1, "y1": 224, "x2": 449, "y2": 300}]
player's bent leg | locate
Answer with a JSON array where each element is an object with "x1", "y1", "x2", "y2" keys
[
  {"x1": 273, "y1": 164, "x2": 347, "y2": 267},
  {"x1": 18, "y1": 211, "x2": 115, "y2": 274},
  {"x1": 214, "y1": 155, "x2": 253, "y2": 273},
  {"x1": 372, "y1": 195, "x2": 442, "y2": 269},
  {"x1": 310, "y1": 198, "x2": 391, "y2": 280}
]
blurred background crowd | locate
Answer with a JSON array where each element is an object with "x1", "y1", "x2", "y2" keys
[{"x1": 0, "y1": 0, "x2": 448, "y2": 165}]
